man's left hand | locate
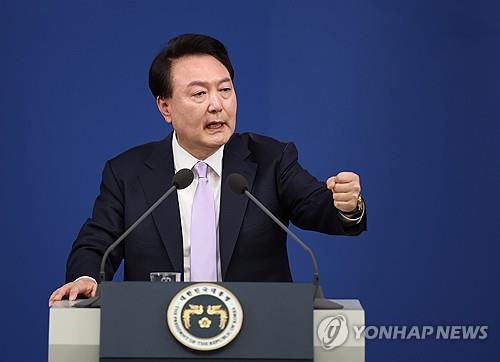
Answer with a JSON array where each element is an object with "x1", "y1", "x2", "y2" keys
[{"x1": 326, "y1": 172, "x2": 361, "y2": 213}]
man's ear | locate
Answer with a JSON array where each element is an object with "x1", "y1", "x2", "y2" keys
[{"x1": 156, "y1": 96, "x2": 172, "y2": 124}]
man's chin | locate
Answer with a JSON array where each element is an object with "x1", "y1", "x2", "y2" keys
[{"x1": 205, "y1": 129, "x2": 233, "y2": 146}]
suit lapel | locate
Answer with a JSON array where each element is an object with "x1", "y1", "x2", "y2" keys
[
  {"x1": 137, "y1": 132, "x2": 256, "y2": 278},
  {"x1": 219, "y1": 134, "x2": 257, "y2": 279},
  {"x1": 139, "y1": 133, "x2": 184, "y2": 273}
]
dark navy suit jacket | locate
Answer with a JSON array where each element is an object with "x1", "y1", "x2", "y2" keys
[{"x1": 66, "y1": 132, "x2": 366, "y2": 282}]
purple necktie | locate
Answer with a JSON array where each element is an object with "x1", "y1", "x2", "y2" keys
[{"x1": 190, "y1": 161, "x2": 217, "y2": 282}]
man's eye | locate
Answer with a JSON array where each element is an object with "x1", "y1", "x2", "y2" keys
[
  {"x1": 220, "y1": 88, "x2": 232, "y2": 96},
  {"x1": 193, "y1": 91, "x2": 206, "y2": 97}
]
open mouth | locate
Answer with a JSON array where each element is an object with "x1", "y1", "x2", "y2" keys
[{"x1": 206, "y1": 121, "x2": 225, "y2": 130}]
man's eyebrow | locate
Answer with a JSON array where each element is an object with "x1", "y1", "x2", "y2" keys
[{"x1": 186, "y1": 77, "x2": 232, "y2": 88}]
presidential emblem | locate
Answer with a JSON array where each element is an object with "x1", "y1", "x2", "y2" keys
[{"x1": 167, "y1": 283, "x2": 243, "y2": 351}]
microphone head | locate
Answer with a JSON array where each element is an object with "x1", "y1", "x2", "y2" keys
[
  {"x1": 173, "y1": 169, "x2": 194, "y2": 189},
  {"x1": 227, "y1": 173, "x2": 248, "y2": 194}
]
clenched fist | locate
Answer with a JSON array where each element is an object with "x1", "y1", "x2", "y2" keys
[{"x1": 326, "y1": 172, "x2": 362, "y2": 214}]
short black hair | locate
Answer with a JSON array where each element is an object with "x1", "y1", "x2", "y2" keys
[{"x1": 148, "y1": 33, "x2": 234, "y2": 99}]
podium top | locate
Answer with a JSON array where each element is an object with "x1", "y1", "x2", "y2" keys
[{"x1": 50, "y1": 298, "x2": 363, "y2": 310}]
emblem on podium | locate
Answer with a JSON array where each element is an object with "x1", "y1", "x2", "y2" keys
[{"x1": 167, "y1": 283, "x2": 243, "y2": 351}]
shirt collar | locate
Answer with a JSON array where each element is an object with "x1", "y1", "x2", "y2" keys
[{"x1": 172, "y1": 131, "x2": 224, "y2": 177}]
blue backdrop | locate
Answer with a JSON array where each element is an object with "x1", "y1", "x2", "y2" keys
[{"x1": 1, "y1": 0, "x2": 499, "y2": 360}]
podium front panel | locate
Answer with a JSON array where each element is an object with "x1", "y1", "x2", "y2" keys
[{"x1": 99, "y1": 282, "x2": 313, "y2": 362}]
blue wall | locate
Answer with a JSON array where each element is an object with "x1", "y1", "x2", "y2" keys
[{"x1": 1, "y1": 0, "x2": 499, "y2": 360}]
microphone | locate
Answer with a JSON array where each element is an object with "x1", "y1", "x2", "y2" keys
[
  {"x1": 227, "y1": 173, "x2": 343, "y2": 310},
  {"x1": 74, "y1": 168, "x2": 194, "y2": 308}
]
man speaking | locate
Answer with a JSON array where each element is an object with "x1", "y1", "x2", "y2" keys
[{"x1": 49, "y1": 34, "x2": 367, "y2": 306}]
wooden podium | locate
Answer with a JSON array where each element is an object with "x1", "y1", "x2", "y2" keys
[{"x1": 48, "y1": 282, "x2": 365, "y2": 361}]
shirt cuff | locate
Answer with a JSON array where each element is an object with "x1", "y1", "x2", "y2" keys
[
  {"x1": 74, "y1": 276, "x2": 98, "y2": 285},
  {"x1": 337, "y1": 199, "x2": 365, "y2": 225}
]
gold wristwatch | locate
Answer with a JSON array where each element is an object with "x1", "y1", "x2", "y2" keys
[
  {"x1": 345, "y1": 194, "x2": 363, "y2": 216},
  {"x1": 355, "y1": 194, "x2": 363, "y2": 213}
]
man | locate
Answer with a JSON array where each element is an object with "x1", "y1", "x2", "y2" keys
[{"x1": 49, "y1": 34, "x2": 366, "y2": 306}]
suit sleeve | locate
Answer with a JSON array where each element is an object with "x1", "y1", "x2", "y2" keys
[
  {"x1": 277, "y1": 142, "x2": 367, "y2": 236},
  {"x1": 65, "y1": 161, "x2": 125, "y2": 282}
]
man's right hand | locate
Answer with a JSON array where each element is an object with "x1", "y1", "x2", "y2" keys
[{"x1": 48, "y1": 278, "x2": 97, "y2": 307}]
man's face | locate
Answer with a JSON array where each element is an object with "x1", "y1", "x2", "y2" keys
[{"x1": 157, "y1": 54, "x2": 237, "y2": 160}]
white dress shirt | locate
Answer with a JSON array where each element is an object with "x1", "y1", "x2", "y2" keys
[{"x1": 172, "y1": 132, "x2": 224, "y2": 282}]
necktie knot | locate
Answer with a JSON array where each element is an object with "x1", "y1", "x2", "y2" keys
[{"x1": 194, "y1": 161, "x2": 208, "y2": 179}]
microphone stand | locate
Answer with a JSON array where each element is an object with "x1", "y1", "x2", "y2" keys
[
  {"x1": 74, "y1": 169, "x2": 194, "y2": 308},
  {"x1": 243, "y1": 190, "x2": 343, "y2": 310}
]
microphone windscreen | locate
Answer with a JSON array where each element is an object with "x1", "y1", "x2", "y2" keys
[
  {"x1": 173, "y1": 169, "x2": 194, "y2": 189},
  {"x1": 227, "y1": 173, "x2": 248, "y2": 194}
]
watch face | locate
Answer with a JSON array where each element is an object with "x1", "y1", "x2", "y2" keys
[{"x1": 357, "y1": 195, "x2": 363, "y2": 212}]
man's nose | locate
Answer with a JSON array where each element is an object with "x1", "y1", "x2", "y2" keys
[{"x1": 207, "y1": 92, "x2": 223, "y2": 113}]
